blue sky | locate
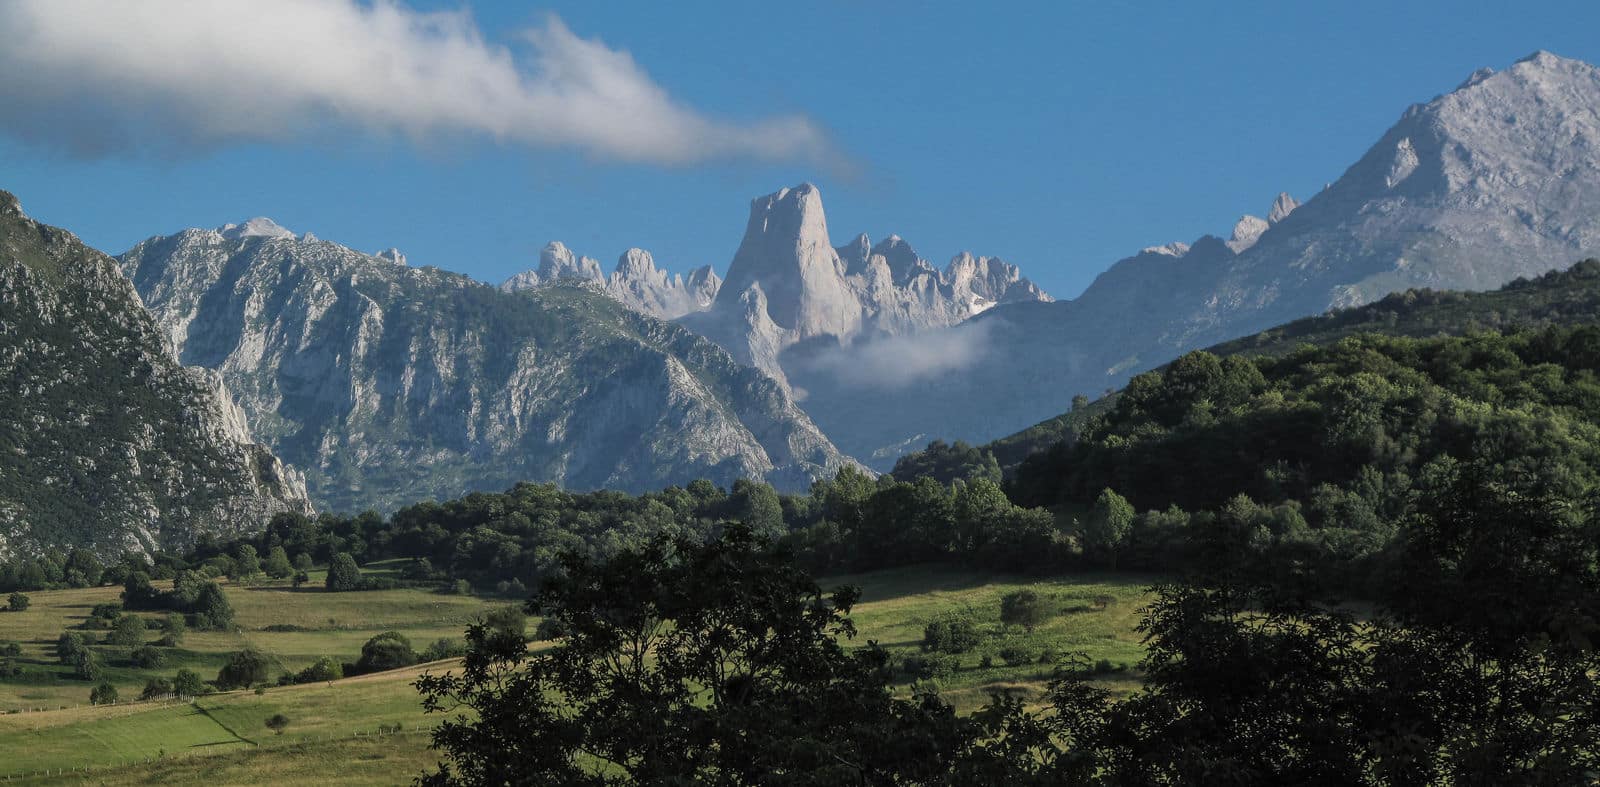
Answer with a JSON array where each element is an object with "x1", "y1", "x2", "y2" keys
[{"x1": 2, "y1": 1, "x2": 1597, "y2": 299}]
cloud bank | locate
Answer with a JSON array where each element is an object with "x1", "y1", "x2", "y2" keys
[
  {"x1": 800, "y1": 321, "x2": 998, "y2": 391},
  {"x1": 0, "y1": 1, "x2": 833, "y2": 165}
]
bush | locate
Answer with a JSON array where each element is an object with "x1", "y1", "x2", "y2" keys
[
  {"x1": 999, "y1": 646, "x2": 1036, "y2": 667},
  {"x1": 0, "y1": 640, "x2": 19, "y2": 659},
  {"x1": 483, "y1": 606, "x2": 528, "y2": 641},
  {"x1": 450, "y1": 579, "x2": 472, "y2": 596},
  {"x1": 999, "y1": 590, "x2": 1051, "y2": 632},
  {"x1": 295, "y1": 655, "x2": 343, "y2": 683},
  {"x1": 216, "y1": 649, "x2": 272, "y2": 690},
  {"x1": 89, "y1": 682, "x2": 119, "y2": 705},
  {"x1": 72, "y1": 649, "x2": 101, "y2": 681},
  {"x1": 921, "y1": 616, "x2": 983, "y2": 654},
  {"x1": 90, "y1": 602, "x2": 122, "y2": 620},
  {"x1": 325, "y1": 553, "x2": 362, "y2": 592},
  {"x1": 140, "y1": 677, "x2": 175, "y2": 700},
  {"x1": 265, "y1": 713, "x2": 290, "y2": 735},
  {"x1": 105, "y1": 614, "x2": 146, "y2": 647},
  {"x1": 190, "y1": 582, "x2": 235, "y2": 630},
  {"x1": 130, "y1": 644, "x2": 166, "y2": 669},
  {"x1": 533, "y1": 617, "x2": 568, "y2": 641},
  {"x1": 172, "y1": 668, "x2": 205, "y2": 698},
  {"x1": 263, "y1": 546, "x2": 292, "y2": 579},
  {"x1": 5, "y1": 592, "x2": 28, "y2": 612},
  {"x1": 900, "y1": 654, "x2": 959, "y2": 680},
  {"x1": 56, "y1": 631, "x2": 89, "y2": 664},
  {"x1": 159, "y1": 613, "x2": 186, "y2": 646},
  {"x1": 420, "y1": 637, "x2": 466, "y2": 661},
  {"x1": 354, "y1": 631, "x2": 416, "y2": 674}
]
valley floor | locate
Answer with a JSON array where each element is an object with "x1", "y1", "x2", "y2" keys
[{"x1": 0, "y1": 565, "x2": 1155, "y2": 784}]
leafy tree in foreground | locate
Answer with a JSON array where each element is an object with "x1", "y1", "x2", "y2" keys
[
  {"x1": 1083, "y1": 488, "x2": 1134, "y2": 568},
  {"x1": 325, "y1": 552, "x2": 362, "y2": 592},
  {"x1": 416, "y1": 526, "x2": 972, "y2": 785}
]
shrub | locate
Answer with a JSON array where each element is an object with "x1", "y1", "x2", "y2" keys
[
  {"x1": 265, "y1": 713, "x2": 290, "y2": 735},
  {"x1": 159, "y1": 613, "x2": 186, "y2": 646},
  {"x1": 140, "y1": 677, "x2": 175, "y2": 701},
  {"x1": 325, "y1": 553, "x2": 362, "y2": 592},
  {"x1": 420, "y1": 637, "x2": 466, "y2": 661},
  {"x1": 90, "y1": 602, "x2": 122, "y2": 620},
  {"x1": 172, "y1": 668, "x2": 205, "y2": 698},
  {"x1": 295, "y1": 655, "x2": 343, "y2": 683},
  {"x1": 900, "y1": 654, "x2": 958, "y2": 680},
  {"x1": 262, "y1": 546, "x2": 293, "y2": 579},
  {"x1": 130, "y1": 644, "x2": 166, "y2": 669},
  {"x1": 999, "y1": 590, "x2": 1051, "y2": 632},
  {"x1": 450, "y1": 579, "x2": 472, "y2": 596},
  {"x1": 6, "y1": 592, "x2": 28, "y2": 612},
  {"x1": 105, "y1": 614, "x2": 146, "y2": 647},
  {"x1": 56, "y1": 631, "x2": 89, "y2": 664},
  {"x1": 921, "y1": 616, "x2": 983, "y2": 654},
  {"x1": 216, "y1": 649, "x2": 272, "y2": 690},
  {"x1": 72, "y1": 649, "x2": 101, "y2": 681},
  {"x1": 89, "y1": 682, "x2": 119, "y2": 705},
  {"x1": 0, "y1": 641, "x2": 19, "y2": 659},
  {"x1": 355, "y1": 631, "x2": 416, "y2": 674},
  {"x1": 999, "y1": 646, "x2": 1037, "y2": 666},
  {"x1": 190, "y1": 582, "x2": 235, "y2": 630},
  {"x1": 483, "y1": 605, "x2": 528, "y2": 641},
  {"x1": 534, "y1": 617, "x2": 568, "y2": 641}
]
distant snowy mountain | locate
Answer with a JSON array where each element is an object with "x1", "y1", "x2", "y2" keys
[{"x1": 793, "y1": 51, "x2": 1600, "y2": 465}]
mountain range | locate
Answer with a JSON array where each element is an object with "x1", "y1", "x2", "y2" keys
[
  {"x1": 0, "y1": 192, "x2": 311, "y2": 559},
  {"x1": 118, "y1": 223, "x2": 851, "y2": 513},
  {"x1": 781, "y1": 51, "x2": 1600, "y2": 464}
]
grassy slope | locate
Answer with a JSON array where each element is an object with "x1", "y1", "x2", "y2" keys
[
  {"x1": 0, "y1": 561, "x2": 500, "y2": 712},
  {"x1": 0, "y1": 566, "x2": 1154, "y2": 783}
]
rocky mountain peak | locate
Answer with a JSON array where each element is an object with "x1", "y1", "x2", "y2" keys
[
  {"x1": 538, "y1": 241, "x2": 604, "y2": 282},
  {"x1": 1226, "y1": 215, "x2": 1271, "y2": 253},
  {"x1": 0, "y1": 190, "x2": 20, "y2": 218},
  {"x1": 871, "y1": 234, "x2": 925, "y2": 282},
  {"x1": 615, "y1": 248, "x2": 659, "y2": 280},
  {"x1": 1268, "y1": 192, "x2": 1299, "y2": 224},
  {"x1": 374, "y1": 247, "x2": 407, "y2": 266},
  {"x1": 217, "y1": 217, "x2": 295, "y2": 241},
  {"x1": 717, "y1": 182, "x2": 855, "y2": 336}
]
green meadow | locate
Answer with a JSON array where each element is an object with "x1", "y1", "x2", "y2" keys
[{"x1": 0, "y1": 566, "x2": 1155, "y2": 783}]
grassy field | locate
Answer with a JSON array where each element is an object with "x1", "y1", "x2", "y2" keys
[
  {"x1": 0, "y1": 561, "x2": 503, "y2": 712},
  {"x1": 0, "y1": 565, "x2": 1156, "y2": 784}
]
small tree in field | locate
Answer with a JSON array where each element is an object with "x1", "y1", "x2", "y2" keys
[
  {"x1": 6, "y1": 592, "x2": 28, "y2": 612},
  {"x1": 266, "y1": 713, "x2": 290, "y2": 735},
  {"x1": 325, "y1": 553, "x2": 362, "y2": 592},
  {"x1": 90, "y1": 682, "x2": 119, "y2": 705},
  {"x1": 263, "y1": 546, "x2": 293, "y2": 579},
  {"x1": 1084, "y1": 488, "x2": 1135, "y2": 569},
  {"x1": 999, "y1": 590, "x2": 1050, "y2": 633}
]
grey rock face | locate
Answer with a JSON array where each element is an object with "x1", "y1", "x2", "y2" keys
[
  {"x1": 501, "y1": 242, "x2": 722, "y2": 321},
  {"x1": 0, "y1": 191, "x2": 311, "y2": 559},
  {"x1": 119, "y1": 227, "x2": 852, "y2": 512},
  {"x1": 680, "y1": 183, "x2": 1053, "y2": 387},
  {"x1": 793, "y1": 52, "x2": 1600, "y2": 465}
]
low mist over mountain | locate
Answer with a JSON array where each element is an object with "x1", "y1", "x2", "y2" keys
[
  {"x1": 0, "y1": 192, "x2": 311, "y2": 558},
  {"x1": 793, "y1": 51, "x2": 1600, "y2": 464},
  {"x1": 118, "y1": 224, "x2": 852, "y2": 513}
]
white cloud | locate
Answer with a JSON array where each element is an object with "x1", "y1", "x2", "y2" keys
[
  {"x1": 800, "y1": 321, "x2": 998, "y2": 391},
  {"x1": 0, "y1": 1, "x2": 835, "y2": 165}
]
